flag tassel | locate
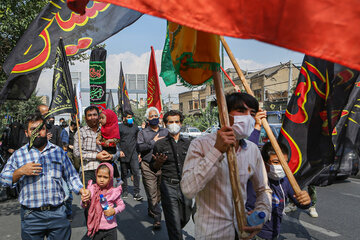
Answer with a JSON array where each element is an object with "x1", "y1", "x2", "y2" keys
[{"x1": 220, "y1": 36, "x2": 301, "y2": 194}]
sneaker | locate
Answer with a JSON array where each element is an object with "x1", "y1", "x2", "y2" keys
[
  {"x1": 309, "y1": 206, "x2": 318, "y2": 218},
  {"x1": 284, "y1": 203, "x2": 297, "y2": 213},
  {"x1": 122, "y1": 191, "x2": 128, "y2": 199},
  {"x1": 133, "y1": 193, "x2": 143, "y2": 201}
]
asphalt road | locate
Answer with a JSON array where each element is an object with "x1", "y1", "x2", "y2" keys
[{"x1": 0, "y1": 177, "x2": 359, "y2": 240}]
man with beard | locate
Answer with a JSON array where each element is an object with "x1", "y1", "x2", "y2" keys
[
  {"x1": 73, "y1": 105, "x2": 114, "y2": 188},
  {"x1": 0, "y1": 113, "x2": 90, "y2": 239},
  {"x1": 119, "y1": 110, "x2": 143, "y2": 201},
  {"x1": 137, "y1": 107, "x2": 168, "y2": 229},
  {"x1": 37, "y1": 105, "x2": 63, "y2": 147}
]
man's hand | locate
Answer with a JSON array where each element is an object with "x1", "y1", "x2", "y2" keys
[
  {"x1": 138, "y1": 154, "x2": 142, "y2": 163},
  {"x1": 8, "y1": 149, "x2": 14, "y2": 154},
  {"x1": 153, "y1": 133, "x2": 165, "y2": 142},
  {"x1": 153, "y1": 153, "x2": 168, "y2": 170},
  {"x1": 20, "y1": 162, "x2": 42, "y2": 176},
  {"x1": 119, "y1": 151, "x2": 125, "y2": 158},
  {"x1": 47, "y1": 132, "x2": 53, "y2": 141},
  {"x1": 80, "y1": 188, "x2": 91, "y2": 203},
  {"x1": 96, "y1": 151, "x2": 112, "y2": 161},
  {"x1": 254, "y1": 109, "x2": 267, "y2": 130},
  {"x1": 242, "y1": 224, "x2": 264, "y2": 240},
  {"x1": 294, "y1": 190, "x2": 311, "y2": 206},
  {"x1": 214, "y1": 126, "x2": 237, "y2": 153},
  {"x1": 104, "y1": 206, "x2": 115, "y2": 217}
]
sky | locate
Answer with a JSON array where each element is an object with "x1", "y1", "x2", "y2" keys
[{"x1": 36, "y1": 14, "x2": 305, "y2": 107}]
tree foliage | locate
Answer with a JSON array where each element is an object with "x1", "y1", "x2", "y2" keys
[{"x1": 183, "y1": 104, "x2": 219, "y2": 132}]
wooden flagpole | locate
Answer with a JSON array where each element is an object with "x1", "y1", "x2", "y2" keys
[
  {"x1": 213, "y1": 71, "x2": 247, "y2": 233},
  {"x1": 75, "y1": 115, "x2": 86, "y2": 189},
  {"x1": 220, "y1": 36, "x2": 301, "y2": 194}
]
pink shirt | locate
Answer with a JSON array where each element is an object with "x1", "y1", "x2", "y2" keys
[{"x1": 82, "y1": 182, "x2": 125, "y2": 230}]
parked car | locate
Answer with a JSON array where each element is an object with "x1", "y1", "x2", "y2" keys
[
  {"x1": 181, "y1": 127, "x2": 202, "y2": 139},
  {"x1": 203, "y1": 126, "x2": 220, "y2": 135}
]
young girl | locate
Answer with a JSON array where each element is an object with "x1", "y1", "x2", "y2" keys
[
  {"x1": 82, "y1": 162, "x2": 125, "y2": 239},
  {"x1": 96, "y1": 109, "x2": 120, "y2": 155},
  {"x1": 96, "y1": 109, "x2": 121, "y2": 183}
]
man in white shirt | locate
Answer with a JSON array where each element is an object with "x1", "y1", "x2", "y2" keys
[{"x1": 181, "y1": 92, "x2": 272, "y2": 240}]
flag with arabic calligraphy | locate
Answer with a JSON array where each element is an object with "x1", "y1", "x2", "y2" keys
[
  {"x1": 147, "y1": 46, "x2": 162, "y2": 113},
  {"x1": 89, "y1": 47, "x2": 107, "y2": 111},
  {"x1": 278, "y1": 55, "x2": 359, "y2": 188},
  {"x1": 118, "y1": 62, "x2": 132, "y2": 117},
  {"x1": 0, "y1": 0, "x2": 142, "y2": 104},
  {"x1": 48, "y1": 38, "x2": 76, "y2": 116}
]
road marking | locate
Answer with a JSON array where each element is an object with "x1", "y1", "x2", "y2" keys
[
  {"x1": 284, "y1": 216, "x2": 341, "y2": 237},
  {"x1": 341, "y1": 192, "x2": 360, "y2": 199},
  {"x1": 350, "y1": 180, "x2": 360, "y2": 185}
]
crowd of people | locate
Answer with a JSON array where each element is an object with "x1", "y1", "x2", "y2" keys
[{"x1": 0, "y1": 92, "x2": 318, "y2": 240}]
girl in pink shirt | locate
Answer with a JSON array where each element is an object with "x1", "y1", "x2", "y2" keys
[{"x1": 82, "y1": 162, "x2": 125, "y2": 239}]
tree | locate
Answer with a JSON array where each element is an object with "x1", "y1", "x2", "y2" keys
[
  {"x1": 0, "y1": 0, "x2": 103, "y2": 131},
  {"x1": 183, "y1": 104, "x2": 219, "y2": 131}
]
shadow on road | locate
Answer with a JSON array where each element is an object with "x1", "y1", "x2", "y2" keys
[
  {"x1": 280, "y1": 210, "x2": 320, "y2": 240},
  {"x1": 0, "y1": 199, "x2": 20, "y2": 216}
]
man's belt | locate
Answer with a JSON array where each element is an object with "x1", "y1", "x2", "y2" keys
[
  {"x1": 163, "y1": 176, "x2": 180, "y2": 184},
  {"x1": 22, "y1": 203, "x2": 63, "y2": 211}
]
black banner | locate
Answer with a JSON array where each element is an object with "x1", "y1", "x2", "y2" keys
[
  {"x1": 90, "y1": 48, "x2": 107, "y2": 111},
  {"x1": 0, "y1": 0, "x2": 142, "y2": 104},
  {"x1": 279, "y1": 55, "x2": 359, "y2": 188},
  {"x1": 106, "y1": 89, "x2": 115, "y2": 111},
  {"x1": 118, "y1": 62, "x2": 132, "y2": 116}
]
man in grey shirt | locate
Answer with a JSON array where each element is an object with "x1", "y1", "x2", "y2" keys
[{"x1": 137, "y1": 107, "x2": 168, "y2": 229}]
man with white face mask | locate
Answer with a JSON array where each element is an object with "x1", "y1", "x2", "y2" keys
[
  {"x1": 181, "y1": 92, "x2": 272, "y2": 240},
  {"x1": 151, "y1": 110, "x2": 192, "y2": 240},
  {"x1": 246, "y1": 142, "x2": 311, "y2": 240}
]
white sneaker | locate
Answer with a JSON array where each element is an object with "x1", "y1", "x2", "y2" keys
[
  {"x1": 309, "y1": 206, "x2": 318, "y2": 218},
  {"x1": 284, "y1": 203, "x2": 297, "y2": 213}
]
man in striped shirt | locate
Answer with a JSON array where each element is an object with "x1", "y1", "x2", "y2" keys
[
  {"x1": 181, "y1": 92, "x2": 272, "y2": 240},
  {"x1": 0, "y1": 113, "x2": 90, "y2": 240}
]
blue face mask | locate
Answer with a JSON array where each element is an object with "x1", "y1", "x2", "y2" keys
[
  {"x1": 149, "y1": 118, "x2": 159, "y2": 126},
  {"x1": 127, "y1": 118, "x2": 133, "y2": 125}
]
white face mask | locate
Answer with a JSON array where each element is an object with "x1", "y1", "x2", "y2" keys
[
  {"x1": 167, "y1": 123, "x2": 181, "y2": 135},
  {"x1": 267, "y1": 164, "x2": 286, "y2": 180},
  {"x1": 231, "y1": 115, "x2": 255, "y2": 140}
]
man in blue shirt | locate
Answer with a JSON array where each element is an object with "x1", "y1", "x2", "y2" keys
[{"x1": 0, "y1": 113, "x2": 90, "y2": 240}]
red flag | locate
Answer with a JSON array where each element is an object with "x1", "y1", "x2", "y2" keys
[
  {"x1": 71, "y1": 0, "x2": 360, "y2": 71},
  {"x1": 147, "y1": 46, "x2": 162, "y2": 113}
]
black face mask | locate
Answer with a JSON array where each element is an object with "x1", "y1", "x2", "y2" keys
[
  {"x1": 33, "y1": 136, "x2": 48, "y2": 149},
  {"x1": 148, "y1": 118, "x2": 159, "y2": 126}
]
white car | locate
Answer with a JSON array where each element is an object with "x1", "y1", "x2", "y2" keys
[{"x1": 181, "y1": 127, "x2": 202, "y2": 139}]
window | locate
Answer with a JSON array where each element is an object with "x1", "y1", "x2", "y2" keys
[
  {"x1": 189, "y1": 100, "x2": 193, "y2": 110},
  {"x1": 194, "y1": 100, "x2": 199, "y2": 109},
  {"x1": 201, "y1": 99, "x2": 206, "y2": 109},
  {"x1": 179, "y1": 103, "x2": 183, "y2": 112},
  {"x1": 210, "y1": 84, "x2": 215, "y2": 95},
  {"x1": 254, "y1": 89, "x2": 262, "y2": 101}
]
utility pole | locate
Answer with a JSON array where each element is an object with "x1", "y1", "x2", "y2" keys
[{"x1": 287, "y1": 60, "x2": 292, "y2": 103}]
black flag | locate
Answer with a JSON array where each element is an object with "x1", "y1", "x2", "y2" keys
[
  {"x1": 279, "y1": 55, "x2": 359, "y2": 188},
  {"x1": 0, "y1": 0, "x2": 142, "y2": 104},
  {"x1": 29, "y1": 39, "x2": 76, "y2": 148},
  {"x1": 106, "y1": 89, "x2": 115, "y2": 111},
  {"x1": 118, "y1": 62, "x2": 132, "y2": 116},
  {"x1": 47, "y1": 39, "x2": 76, "y2": 116}
]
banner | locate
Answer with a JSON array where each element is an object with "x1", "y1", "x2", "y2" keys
[
  {"x1": 279, "y1": 55, "x2": 359, "y2": 188},
  {"x1": 90, "y1": 48, "x2": 107, "y2": 111},
  {"x1": 69, "y1": 0, "x2": 360, "y2": 71},
  {"x1": 147, "y1": 46, "x2": 162, "y2": 113},
  {"x1": 0, "y1": 0, "x2": 142, "y2": 104},
  {"x1": 48, "y1": 39, "x2": 76, "y2": 117},
  {"x1": 118, "y1": 62, "x2": 132, "y2": 116}
]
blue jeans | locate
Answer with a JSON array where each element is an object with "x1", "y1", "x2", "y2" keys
[{"x1": 21, "y1": 205, "x2": 71, "y2": 240}]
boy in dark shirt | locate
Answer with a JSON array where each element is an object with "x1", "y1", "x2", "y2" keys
[{"x1": 246, "y1": 142, "x2": 311, "y2": 240}]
